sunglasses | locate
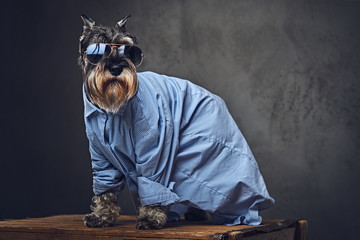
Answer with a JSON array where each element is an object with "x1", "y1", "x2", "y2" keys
[{"x1": 85, "y1": 43, "x2": 143, "y2": 66}]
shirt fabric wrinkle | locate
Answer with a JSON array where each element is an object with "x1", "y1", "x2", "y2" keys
[
  {"x1": 173, "y1": 165, "x2": 231, "y2": 200},
  {"x1": 180, "y1": 132, "x2": 254, "y2": 161}
]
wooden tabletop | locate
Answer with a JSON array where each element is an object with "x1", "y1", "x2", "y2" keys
[{"x1": 0, "y1": 214, "x2": 306, "y2": 240}]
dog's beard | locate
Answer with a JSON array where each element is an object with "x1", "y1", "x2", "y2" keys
[{"x1": 84, "y1": 60, "x2": 138, "y2": 113}]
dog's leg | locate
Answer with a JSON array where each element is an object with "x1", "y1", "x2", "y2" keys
[
  {"x1": 136, "y1": 206, "x2": 168, "y2": 229},
  {"x1": 184, "y1": 207, "x2": 209, "y2": 221},
  {"x1": 83, "y1": 192, "x2": 121, "y2": 227}
]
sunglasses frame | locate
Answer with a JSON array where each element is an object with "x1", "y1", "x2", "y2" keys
[{"x1": 84, "y1": 43, "x2": 144, "y2": 67}]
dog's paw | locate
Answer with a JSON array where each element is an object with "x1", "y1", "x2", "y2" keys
[
  {"x1": 136, "y1": 218, "x2": 164, "y2": 230},
  {"x1": 83, "y1": 213, "x2": 114, "y2": 228},
  {"x1": 184, "y1": 207, "x2": 208, "y2": 222},
  {"x1": 136, "y1": 206, "x2": 167, "y2": 230}
]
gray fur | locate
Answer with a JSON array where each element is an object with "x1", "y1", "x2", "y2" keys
[
  {"x1": 136, "y1": 206, "x2": 168, "y2": 229},
  {"x1": 83, "y1": 192, "x2": 120, "y2": 227}
]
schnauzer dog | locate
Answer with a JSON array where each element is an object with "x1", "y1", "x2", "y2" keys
[{"x1": 78, "y1": 15, "x2": 274, "y2": 229}]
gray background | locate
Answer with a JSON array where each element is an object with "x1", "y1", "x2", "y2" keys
[{"x1": 1, "y1": 0, "x2": 360, "y2": 239}]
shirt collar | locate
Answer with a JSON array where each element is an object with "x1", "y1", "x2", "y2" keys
[{"x1": 83, "y1": 85, "x2": 128, "y2": 118}]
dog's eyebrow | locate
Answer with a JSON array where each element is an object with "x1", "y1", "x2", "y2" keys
[{"x1": 116, "y1": 37, "x2": 134, "y2": 45}]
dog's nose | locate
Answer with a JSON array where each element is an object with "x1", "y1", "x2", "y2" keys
[{"x1": 109, "y1": 65, "x2": 123, "y2": 76}]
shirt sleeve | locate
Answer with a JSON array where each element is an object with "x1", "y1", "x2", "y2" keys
[{"x1": 88, "y1": 141, "x2": 125, "y2": 196}]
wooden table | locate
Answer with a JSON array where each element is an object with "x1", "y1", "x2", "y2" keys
[{"x1": 0, "y1": 215, "x2": 307, "y2": 240}]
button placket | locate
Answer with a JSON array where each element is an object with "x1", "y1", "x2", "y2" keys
[{"x1": 103, "y1": 114, "x2": 110, "y2": 144}]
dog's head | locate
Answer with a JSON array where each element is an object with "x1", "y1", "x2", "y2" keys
[{"x1": 78, "y1": 15, "x2": 143, "y2": 113}]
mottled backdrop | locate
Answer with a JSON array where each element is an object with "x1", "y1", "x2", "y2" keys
[{"x1": 1, "y1": 1, "x2": 359, "y2": 239}]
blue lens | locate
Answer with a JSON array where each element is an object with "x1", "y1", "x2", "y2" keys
[
  {"x1": 85, "y1": 43, "x2": 142, "y2": 66},
  {"x1": 86, "y1": 43, "x2": 111, "y2": 64},
  {"x1": 118, "y1": 45, "x2": 125, "y2": 55}
]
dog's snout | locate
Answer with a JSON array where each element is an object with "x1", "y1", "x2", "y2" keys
[{"x1": 108, "y1": 65, "x2": 123, "y2": 76}]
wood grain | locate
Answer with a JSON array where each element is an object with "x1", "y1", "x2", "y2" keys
[{"x1": 0, "y1": 215, "x2": 306, "y2": 240}]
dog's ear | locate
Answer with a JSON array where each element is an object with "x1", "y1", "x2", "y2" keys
[
  {"x1": 79, "y1": 15, "x2": 96, "y2": 64},
  {"x1": 116, "y1": 15, "x2": 131, "y2": 31},
  {"x1": 81, "y1": 15, "x2": 96, "y2": 29}
]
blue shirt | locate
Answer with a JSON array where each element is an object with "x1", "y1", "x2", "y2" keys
[{"x1": 83, "y1": 71, "x2": 274, "y2": 225}]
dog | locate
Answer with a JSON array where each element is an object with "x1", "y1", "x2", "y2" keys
[{"x1": 78, "y1": 15, "x2": 274, "y2": 229}]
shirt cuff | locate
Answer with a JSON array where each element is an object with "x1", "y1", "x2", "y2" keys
[
  {"x1": 137, "y1": 176, "x2": 180, "y2": 206},
  {"x1": 93, "y1": 180, "x2": 124, "y2": 196}
]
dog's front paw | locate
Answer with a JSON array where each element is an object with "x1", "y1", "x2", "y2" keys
[
  {"x1": 83, "y1": 213, "x2": 114, "y2": 227},
  {"x1": 136, "y1": 206, "x2": 167, "y2": 230},
  {"x1": 84, "y1": 192, "x2": 121, "y2": 228}
]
